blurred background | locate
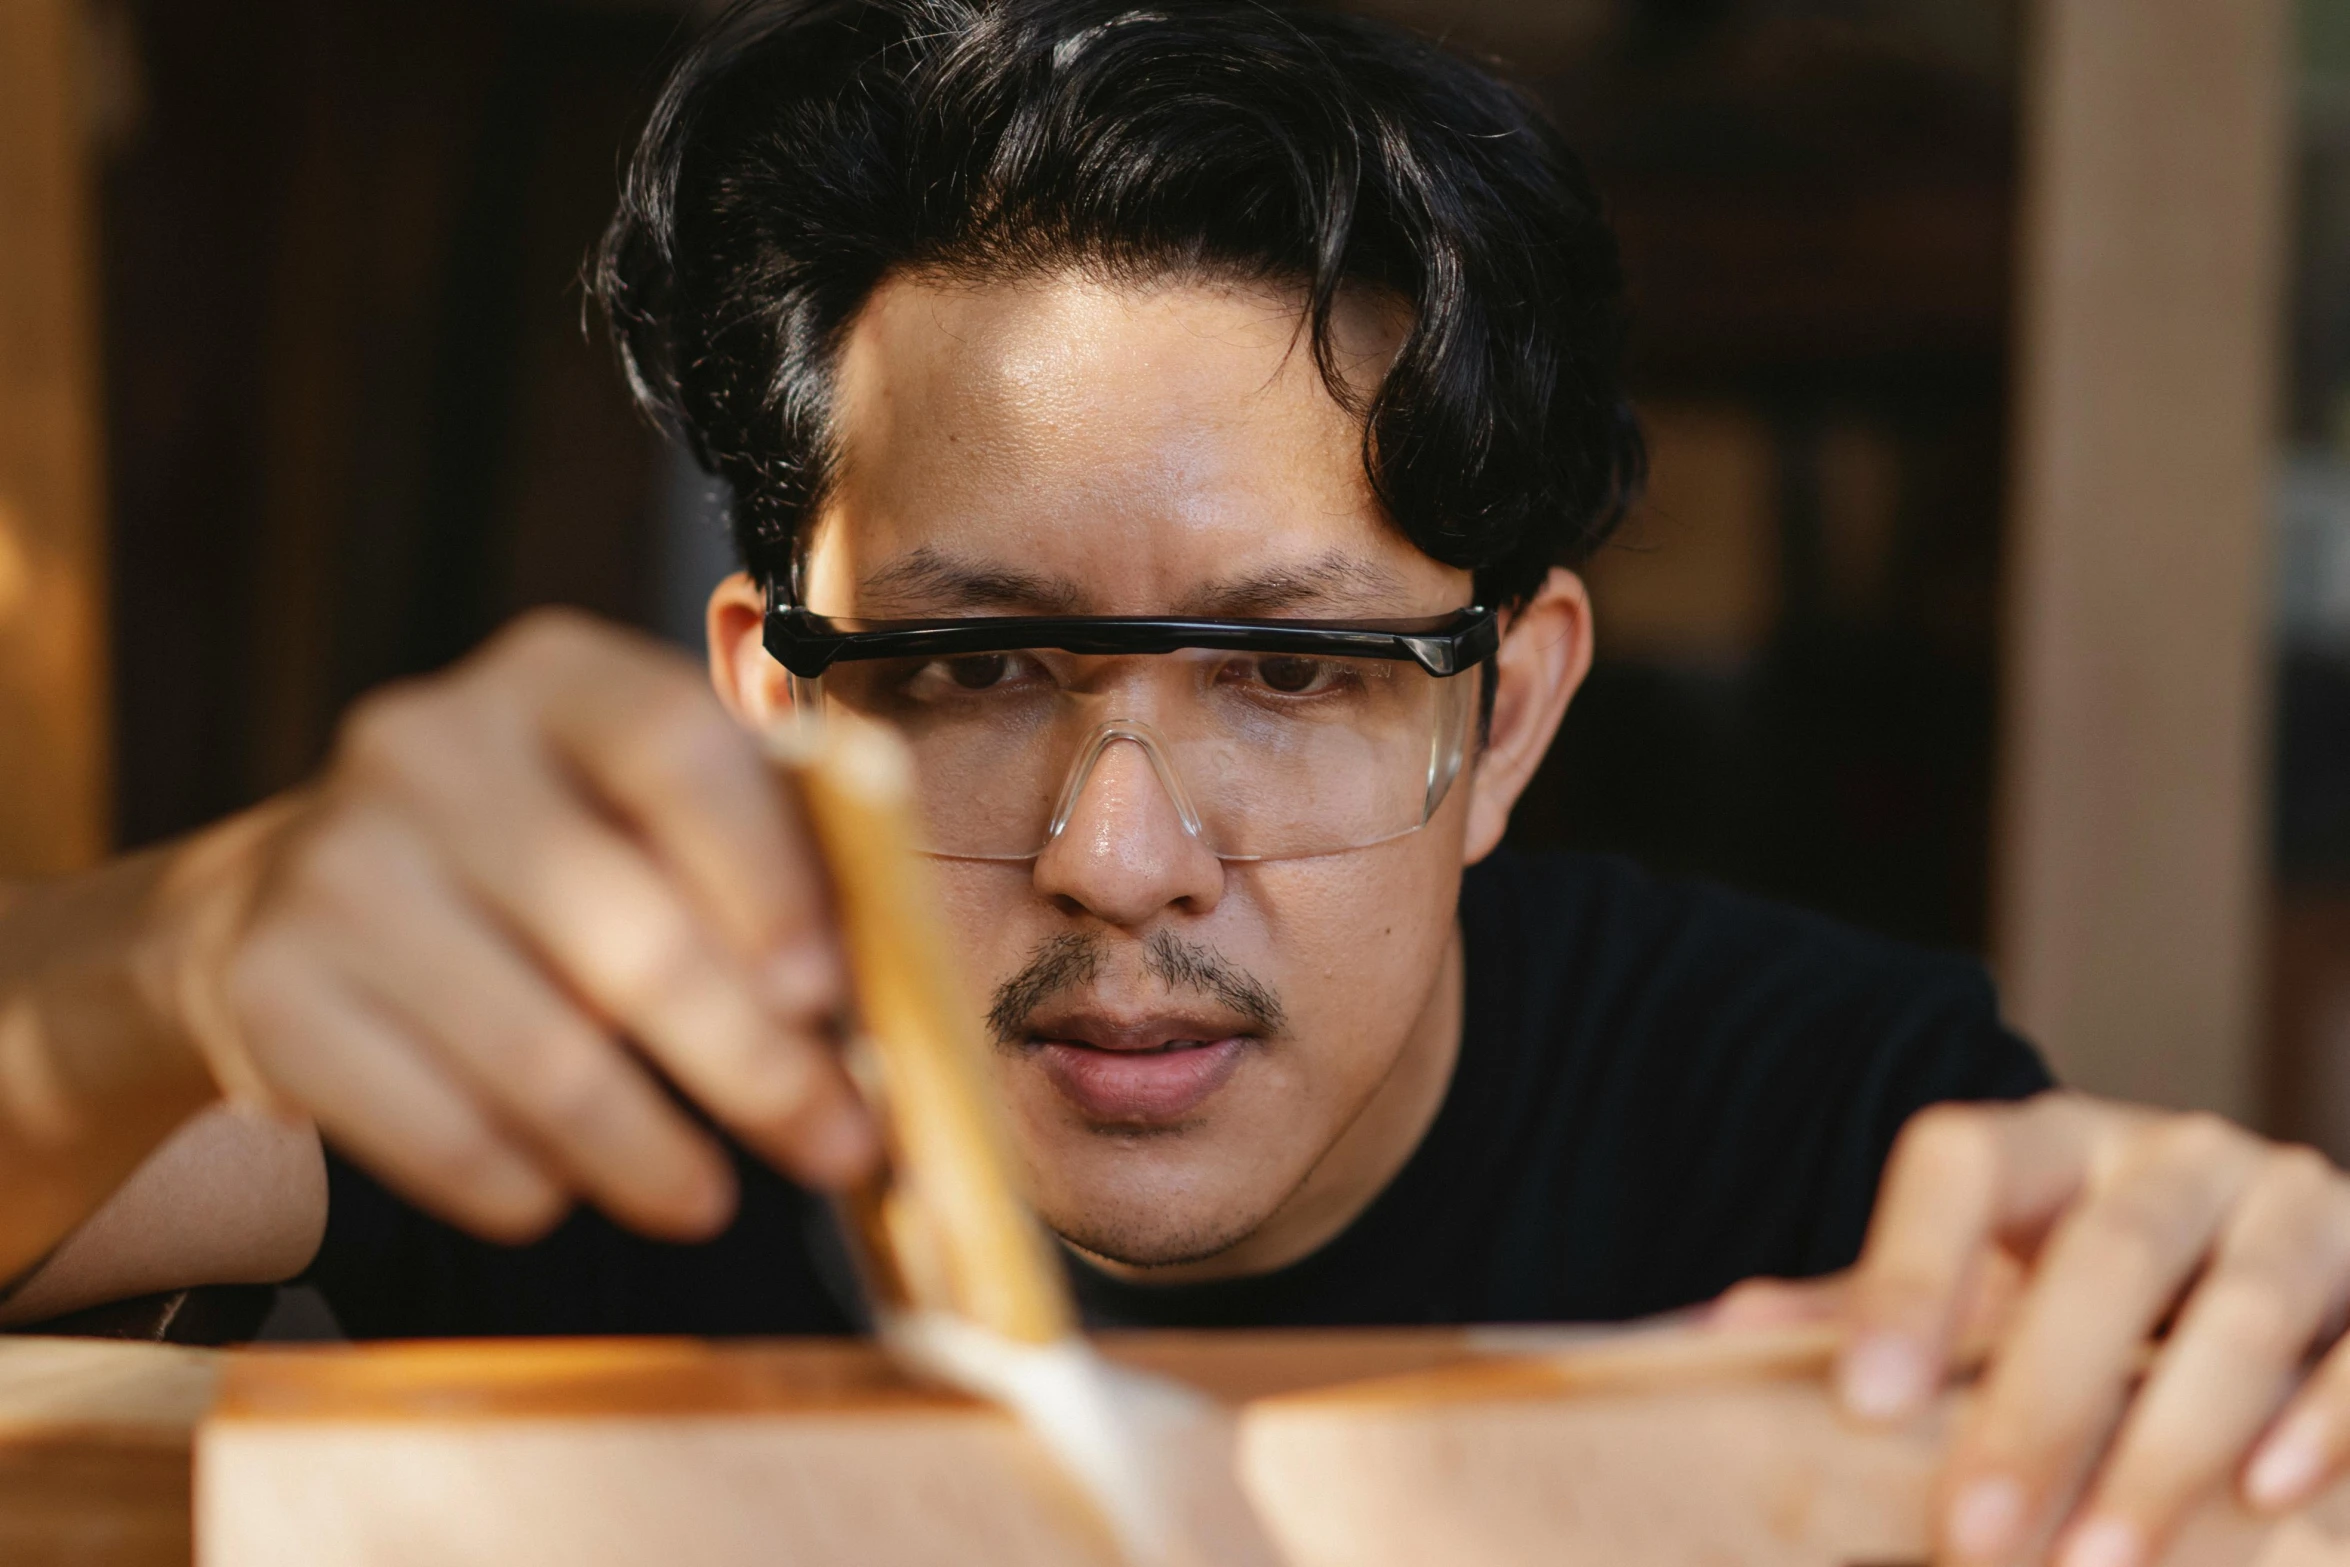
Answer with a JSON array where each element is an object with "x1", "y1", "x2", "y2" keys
[{"x1": 0, "y1": 1, "x2": 2329, "y2": 1140}]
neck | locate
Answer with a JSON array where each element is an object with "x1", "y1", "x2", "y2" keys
[{"x1": 1076, "y1": 920, "x2": 1466, "y2": 1284}]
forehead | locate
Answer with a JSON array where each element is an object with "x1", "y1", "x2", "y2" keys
[{"x1": 800, "y1": 270, "x2": 1467, "y2": 617}]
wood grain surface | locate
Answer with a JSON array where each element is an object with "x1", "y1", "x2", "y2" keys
[
  {"x1": 190, "y1": 1328, "x2": 2350, "y2": 1567},
  {"x1": 204, "y1": 1329, "x2": 1478, "y2": 1424},
  {"x1": 0, "y1": 1338, "x2": 219, "y2": 1567},
  {"x1": 14, "y1": 1327, "x2": 2350, "y2": 1566}
]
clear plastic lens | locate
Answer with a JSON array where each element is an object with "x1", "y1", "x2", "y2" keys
[{"x1": 796, "y1": 646, "x2": 1474, "y2": 861}]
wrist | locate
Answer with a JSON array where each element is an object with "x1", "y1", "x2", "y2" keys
[
  {"x1": 133, "y1": 794, "x2": 311, "y2": 1112},
  {"x1": 0, "y1": 806, "x2": 304, "y2": 1281}
]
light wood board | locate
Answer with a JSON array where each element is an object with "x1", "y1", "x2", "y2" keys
[
  {"x1": 187, "y1": 1329, "x2": 2350, "y2": 1567},
  {"x1": 0, "y1": 1336, "x2": 219, "y2": 1567},
  {"x1": 10, "y1": 1327, "x2": 2348, "y2": 1566}
]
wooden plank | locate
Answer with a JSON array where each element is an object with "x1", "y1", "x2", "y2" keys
[
  {"x1": 2, "y1": 1326, "x2": 2337, "y2": 1567},
  {"x1": 0, "y1": 1336, "x2": 220, "y2": 1440},
  {"x1": 1993, "y1": 0, "x2": 2293, "y2": 1114},
  {"x1": 188, "y1": 1329, "x2": 2350, "y2": 1567},
  {"x1": 0, "y1": 1337, "x2": 219, "y2": 1567},
  {"x1": 1248, "y1": 1373, "x2": 2348, "y2": 1567},
  {"x1": 0, "y1": 1443, "x2": 194, "y2": 1567},
  {"x1": 0, "y1": 0, "x2": 111, "y2": 875}
]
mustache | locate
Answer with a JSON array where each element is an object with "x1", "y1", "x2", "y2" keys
[{"x1": 985, "y1": 931, "x2": 1289, "y2": 1046}]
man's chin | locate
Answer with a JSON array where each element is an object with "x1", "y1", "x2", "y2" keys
[
  {"x1": 1014, "y1": 1103, "x2": 1319, "y2": 1271},
  {"x1": 1048, "y1": 1207, "x2": 1268, "y2": 1271}
]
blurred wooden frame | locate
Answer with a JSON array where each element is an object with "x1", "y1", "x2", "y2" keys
[
  {"x1": 1995, "y1": 0, "x2": 2292, "y2": 1115},
  {"x1": 0, "y1": 0, "x2": 111, "y2": 876}
]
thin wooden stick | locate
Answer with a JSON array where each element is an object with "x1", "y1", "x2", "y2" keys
[{"x1": 777, "y1": 716, "x2": 1074, "y2": 1347}]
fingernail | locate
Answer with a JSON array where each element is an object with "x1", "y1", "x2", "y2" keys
[
  {"x1": 2060, "y1": 1516, "x2": 2143, "y2": 1567},
  {"x1": 1839, "y1": 1332, "x2": 1932, "y2": 1420},
  {"x1": 2248, "y1": 1411, "x2": 2330, "y2": 1508},
  {"x1": 1945, "y1": 1474, "x2": 2025, "y2": 1560},
  {"x1": 762, "y1": 943, "x2": 841, "y2": 1015}
]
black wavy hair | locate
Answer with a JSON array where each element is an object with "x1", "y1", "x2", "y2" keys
[{"x1": 593, "y1": 0, "x2": 1643, "y2": 610}]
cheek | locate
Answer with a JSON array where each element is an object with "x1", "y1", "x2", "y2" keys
[
  {"x1": 928, "y1": 861, "x2": 1051, "y2": 991},
  {"x1": 1237, "y1": 831, "x2": 1463, "y2": 1046},
  {"x1": 1264, "y1": 768, "x2": 1473, "y2": 983}
]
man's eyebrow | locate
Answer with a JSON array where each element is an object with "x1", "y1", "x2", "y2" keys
[
  {"x1": 857, "y1": 548, "x2": 1088, "y2": 615},
  {"x1": 1181, "y1": 554, "x2": 1419, "y2": 617},
  {"x1": 855, "y1": 546, "x2": 1421, "y2": 618}
]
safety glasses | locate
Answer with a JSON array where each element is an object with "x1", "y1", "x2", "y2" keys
[{"x1": 766, "y1": 598, "x2": 1498, "y2": 863}]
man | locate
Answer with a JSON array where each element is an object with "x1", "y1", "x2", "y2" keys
[{"x1": 3, "y1": 3, "x2": 2348, "y2": 1564}]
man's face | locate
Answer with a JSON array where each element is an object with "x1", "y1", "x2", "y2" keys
[{"x1": 791, "y1": 271, "x2": 1478, "y2": 1269}]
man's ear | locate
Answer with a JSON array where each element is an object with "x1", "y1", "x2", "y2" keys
[
  {"x1": 1461, "y1": 566, "x2": 1594, "y2": 864},
  {"x1": 706, "y1": 572, "x2": 790, "y2": 726}
]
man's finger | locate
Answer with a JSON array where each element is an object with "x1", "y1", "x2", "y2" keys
[
  {"x1": 411, "y1": 764, "x2": 875, "y2": 1188},
  {"x1": 2246, "y1": 1297, "x2": 2350, "y2": 1512},
  {"x1": 1936, "y1": 1114, "x2": 2265, "y2": 1566},
  {"x1": 1709, "y1": 1273, "x2": 1848, "y2": 1330},
  {"x1": 302, "y1": 808, "x2": 739, "y2": 1240},
  {"x1": 229, "y1": 942, "x2": 567, "y2": 1243},
  {"x1": 2052, "y1": 1147, "x2": 2350, "y2": 1567},
  {"x1": 1839, "y1": 1094, "x2": 2103, "y2": 1420},
  {"x1": 494, "y1": 612, "x2": 842, "y2": 1000}
]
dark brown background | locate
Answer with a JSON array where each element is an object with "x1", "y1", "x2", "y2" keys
[{"x1": 98, "y1": 0, "x2": 2026, "y2": 954}]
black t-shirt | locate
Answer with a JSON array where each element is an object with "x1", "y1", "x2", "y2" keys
[{"x1": 303, "y1": 850, "x2": 2051, "y2": 1338}]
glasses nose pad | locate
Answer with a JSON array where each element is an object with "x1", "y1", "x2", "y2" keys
[{"x1": 1044, "y1": 720, "x2": 1207, "y2": 847}]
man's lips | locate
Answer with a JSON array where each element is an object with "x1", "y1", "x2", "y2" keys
[{"x1": 1016, "y1": 1013, "x2": 1256, "y2": 1124}]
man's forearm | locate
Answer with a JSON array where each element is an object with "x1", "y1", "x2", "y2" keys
[{"x1": 0, "y1": 808, "x2": 285, "y2": 1283}]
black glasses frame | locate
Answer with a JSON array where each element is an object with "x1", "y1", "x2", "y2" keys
[{"x1": 763, "y1": 596, "x2": 1501, "y2": 680}]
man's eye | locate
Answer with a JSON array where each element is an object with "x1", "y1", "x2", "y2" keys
[
  {"x1": 898, "y1": 652, "x2": 1046, "y2": 701},
  {"x1": 943, "y1": 654, "x2": 1012, "y2": 690},
  {"x1": 1251, "y1": 656, "x2": 1332, "y2": 694}
]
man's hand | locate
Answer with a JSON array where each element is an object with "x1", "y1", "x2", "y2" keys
[
  {"x1": 215, "y1": 610, "x2": 878, "y2": 1243},
  {"x1": 1720, "y1": 1093, "x2": 2350, "y2": 1567}
]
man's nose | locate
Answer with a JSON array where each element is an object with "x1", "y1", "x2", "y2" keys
[{"x1": 1030, "y1": 735, "x2": 1224, "y2": 927}]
